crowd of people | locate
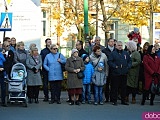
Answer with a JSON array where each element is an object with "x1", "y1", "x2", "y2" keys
[{"x1": 0, "y1": 36, "x2": 159, "y2": 107}]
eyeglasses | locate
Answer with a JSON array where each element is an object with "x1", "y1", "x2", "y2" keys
[{"x1": 52, "y1": 48, "x2": 58, "y2": 50}]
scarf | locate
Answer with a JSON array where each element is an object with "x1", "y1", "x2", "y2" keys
[
  {"x1": 33, "y1": 55, "x2": 39, "y2": 64},
  {"x1": 149, "y1": 53, "x2": 156, "y2": 60},
  {"x1": 108, "y1": 45, "x2": 114, "y2": 52}
]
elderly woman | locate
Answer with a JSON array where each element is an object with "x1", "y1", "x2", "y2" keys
[
  {"x1": 43, "y1": 44, "x2": 66, "y2": 104},
  {"x1": 26, "y1": 47, "x2": 42, "y2": 104},
  {"x1": 141, "y1": 45, "x2": 160, "y2": 105},
  {"x1": 125, "y1": 41, "x2": 141, "y2": 104},
  {"x1": 65, "y1": 48, "x2": 85, "y2": 105},
  {"x1": 14, "y1": 41, "x2": 29, "y2": 66}
]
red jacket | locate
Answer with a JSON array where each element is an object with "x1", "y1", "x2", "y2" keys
[
  {"x1": 127, "y1": 31, "x2": 141, "y2": 44},
  {"x1": 143, "y1": 54, "x2": 160, "y2": 90}
]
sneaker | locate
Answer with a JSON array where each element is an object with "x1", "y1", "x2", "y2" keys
[
  {"x1": 57, "y1": 101, "x2": 61, "y2": 104},
  {"x1": 69, "y1": 101, "x2": 74, "y2": 105},
  {"x1": 94, "y1": 102, "x2": 98, "y2": 105},
  {"x1": 82, "y1": 101, "x2": 85, "y2": 104},
  {"x1": 99, "y1": 102, "x2": 104, "y2": 105},
  {"x1": 112, "y1": 102, "x2": 117, "y2": 106},
  {"x1": 88, "y1": 101, "x2": 92, "y2": 104},
  {"x1": 49, "y1": 100, "x2": 54, "y2": 104}
]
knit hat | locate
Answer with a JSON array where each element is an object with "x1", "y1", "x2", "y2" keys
[
  {"x1": 147, "y1": 45, "x2": 154, "y2": 54},
  {"x1": 81, "y1": 54, "x2": 88, "y2": 61},
  {"x1": 71, "y1": 48, "x2": 78, "y2": 55},
  {"x1": 134, "y1": 27, "x2": 139, "y2": 32},
  {"x1": 98, "y1": 62, "x2": 104, "y2": 69}
]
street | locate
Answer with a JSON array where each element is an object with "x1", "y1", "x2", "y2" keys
[{"x1": 0, "y1": 91, "x2": 160, "y2": 120}]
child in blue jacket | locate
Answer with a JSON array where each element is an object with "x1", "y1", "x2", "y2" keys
[
  {"x1": 92, "y1": 62, "x2": 106, "y2": 105},
  {"x1": 81, "y1": 54, "x2": 94, "y2": 104}
]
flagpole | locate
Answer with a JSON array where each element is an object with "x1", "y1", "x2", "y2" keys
[{"x1": 3, "y1": 0, "x2": 8, "y2": 40}]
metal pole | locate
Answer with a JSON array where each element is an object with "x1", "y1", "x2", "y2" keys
[
  {"x1": 96, "y1": 0, "x2": 98, "y2": 36},
  {"x1": 150, "y1": 0, "x2": 153, "y2": 44},
  {"x1": 3, "y1": 0, "x2": 8, "y2": 40},
  {"x1": 84, "y1": 0, "x2": 89, "y2": 41}
]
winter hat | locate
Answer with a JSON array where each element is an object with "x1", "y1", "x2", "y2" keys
[
  {"x1": 147, "y1": 45, "x2": 154, "y2": 54},
  {"x1": 98, "y1": 62, "x2": 104, "y2": 69},
  {"x1": 81, "y1": 54, "x2": 88, "y2": 61},
  {"x1": 71, "y1": 48, "x2": 78, "y2": 55}
]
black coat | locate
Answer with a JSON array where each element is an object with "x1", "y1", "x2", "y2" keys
[
  {"x1": 40, "y1": 47, "x2": 50, "y2": 73},
  {"x1": 108, "y1": 49, "x2": 132, "y2": 76},
  {"x1": 4, "y1": 50, "x2": 14, "y2": 77},
  {"x1": 78, "y1": 48, "x2": 88, "y2": 57},
  {"x1": 102, "y1": 47, "x2": 116, "y2": 58}
]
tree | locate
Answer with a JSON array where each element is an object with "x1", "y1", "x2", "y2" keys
[
  {"x1": 41, "y1": 0, "x2": 93, "y2": 42},
  {"x1": 107, "y1": 0, "x2": 160, "y2": 27}
]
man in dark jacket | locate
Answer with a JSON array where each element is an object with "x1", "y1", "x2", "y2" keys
[
  {"x1": 76, "y1": 40, "x2": 88, "y2": 57},
  {"x1": 102, "y1": 38, "x2": 116, "y2": 102},
  {"x1": 2, "y1": 41, "x2": 14, "y2": 107},
  {"x1": 40, "y1": 38, "x2": 51, "y2": 102},
  {"x1": 108, "y1": 41, "x2": 132, "y2": 106}
]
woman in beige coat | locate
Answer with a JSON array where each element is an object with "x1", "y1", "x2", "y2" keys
[{"x1": 65, "y1": 48, "x2": 85, "y2": 105}]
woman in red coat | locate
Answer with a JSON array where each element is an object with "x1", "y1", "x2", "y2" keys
[{"x1": 141, "y1": 45, "x2": 160, "y2": 105}]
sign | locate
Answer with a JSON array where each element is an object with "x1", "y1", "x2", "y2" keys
[
  {"x1": 0, "y1": 0, "x2": 41, "y2": 51},
  {"x1": 153, "y1": 13, "x2": 160, "y2": 44},
  {"x1": 0, "y1": 12, "x2": 12, "y2": 31}
]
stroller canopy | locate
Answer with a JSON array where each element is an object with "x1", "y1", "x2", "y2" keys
[{"x1": 10, "y1": 63, "x2": 27, "y2": 78}]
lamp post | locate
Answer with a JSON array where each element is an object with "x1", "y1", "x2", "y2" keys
[
  {"x1": 149, "y1": 0, "x2": 153, "y2": 44},
  {"x1": 96, "y1": 0, "x2": 98, "y2": 36},
  {"x1": 3, "y1": 0, "x2": 8, "y2": 40},
  {"x1": 84, "y1": 0, "x2": 89, "y2": 41}
]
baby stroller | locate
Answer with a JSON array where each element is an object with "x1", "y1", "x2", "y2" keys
[{"x1": 7, "y1": 63, "x2": 28, "y2": 107}]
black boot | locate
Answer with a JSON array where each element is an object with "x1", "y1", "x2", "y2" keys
[
  {"x1": 28, "y1": 98, "x2": 33, "y2": 104},
  {"x1": 35, "y1": 98, "x2": 39, "y2": 104},
  {"x1": 75, "y1": 100, "x2": 80, "y2": 105},
  {"x1": 141, "y1": 90, "x2": 147, "y2": 105},
  {"x1": 150, "y1": 93, "x2": 155, "y2": 106}
]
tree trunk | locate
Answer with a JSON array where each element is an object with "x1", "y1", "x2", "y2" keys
[{"x1": 100, "y1": 0, "x2": 110, "y2": 45}]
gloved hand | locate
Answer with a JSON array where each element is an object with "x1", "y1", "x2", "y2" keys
[
  {"x1": 155, "y1": 73, "x2": 159, "y2": 77},
  {"x1": 32, "y1": 67, "x2": 37, "y2": 73}
]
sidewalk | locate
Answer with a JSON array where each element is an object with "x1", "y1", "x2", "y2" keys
[{"x1": 38, "y1": 90, "x2": 68, "y2": 100}]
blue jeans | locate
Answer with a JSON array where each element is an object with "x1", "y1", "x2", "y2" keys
[
  {"x1": 94, "y1": 85, "x2": 103, "y2": 103},
  {"x1": 0, "y1": 73, "x2": 6, "y2": 103},
  {"x1": 82, "y1": 84, "x2": 91, "y2": 102}
]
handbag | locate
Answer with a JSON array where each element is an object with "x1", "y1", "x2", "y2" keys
[
  {"x1": 58, "y1": 53, "x2": 66, "y2": 72},
  {"x1": 77, "y1": 71, "x2": 85, "y2": 79},
  {"x1": 31, "y1": 56, "x2": 41, "y2": 73},
  {"x1": 73, "y1": 60, "x2": 84, "y2": 79},
  {"x1": 151, "y1": 78, "x2": 160, "y2": 95}
]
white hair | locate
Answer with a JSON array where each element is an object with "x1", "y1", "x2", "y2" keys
[{"x1": 126, "y1": 41, "x2": 137, "y2": 52}]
